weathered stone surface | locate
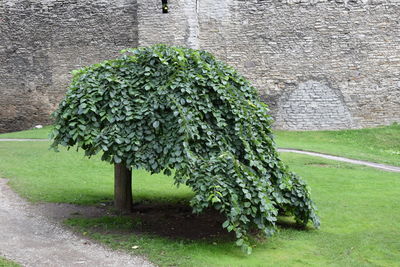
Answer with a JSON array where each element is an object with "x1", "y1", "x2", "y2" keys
[
  {"x1": 138, "y1": 0, "x2": 199, "y2": 49},
  {"x1": 1, "y1": 0, "x2": 399, "y2": 132},
  {"x1": 0, "y1": 0, "x2": 138, "y2": 133},
  {"x1": 195, "y1": 0, "x2": 400, "y2": 129},
  {"x1": 274, "y1": 80, "x2": 354, "y2": 130}
]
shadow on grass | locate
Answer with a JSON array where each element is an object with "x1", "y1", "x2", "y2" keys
[
  {"x1": 67, "y1": 199, "x2": 314, "y2": 244},
  {"x1": 276, "y1": 218, "x2": 310, "y2": 231},
  {"x1": 119, "y1": 201, "x2": 235, "y2": 241}
]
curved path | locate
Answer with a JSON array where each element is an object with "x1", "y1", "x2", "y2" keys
[
  {"x1": 0, "y1": 179, "x2": 155, "y2": 267},
  {"x1": 1, "y1": 138, "x2": 399, "y2": 173},
  {"x1": 278, "y1": 148, "x2": 400, "y2": 173}
]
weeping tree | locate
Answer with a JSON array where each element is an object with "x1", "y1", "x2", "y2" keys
[{"x1": 51, "y1": 44, "x2": 319, "y2": 253}]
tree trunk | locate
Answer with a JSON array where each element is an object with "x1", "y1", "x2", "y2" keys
[{"x1": 114, "y1": 163, "x2": 133, "y2": 213}]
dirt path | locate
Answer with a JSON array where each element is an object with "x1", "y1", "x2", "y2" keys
[{"x1": 0, "y1": 179, "x2": 155, "y2": 267}]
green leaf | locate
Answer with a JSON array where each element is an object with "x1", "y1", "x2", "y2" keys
[
  {"x1": 211, "y1": 196, "x2": 221, "y2": 203},
  {"x1": 245, "y1": 245, "x2": 252, "y2": 255},
  {"x1": 235, "y1": 239, "x2": 244, "y2": 246},
  {"x1": 114, "y1": 155, "x2": 122, "y2": 164}
]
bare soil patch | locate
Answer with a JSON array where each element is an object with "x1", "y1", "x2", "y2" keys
[
  {"x1": 46, "y1": 201, "x2": 235, "y2": 242},
  {"x1": 129, "y1": 203, "x2": 234, "y2": 241}
]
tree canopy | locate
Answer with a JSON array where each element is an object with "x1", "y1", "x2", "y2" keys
[{"x1": 51, "y1": 44, "x2": 319, "y2": 253}]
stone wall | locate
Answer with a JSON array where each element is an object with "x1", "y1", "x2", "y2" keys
[
  {"x1": 1, "y1": 0, "x2": 399, "y2": 132},
  {"x1": 139, "y1": 0, "x2": 400, "y2": 130},
  {"x1": 0, "y1": 0, "x2": 138, "y2": 132},
  {"x1": 138, "y1": 0, "x2": 199, "y2": 49}
]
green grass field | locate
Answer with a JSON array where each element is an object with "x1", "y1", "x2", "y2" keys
[
  {"x1": 0, "y1": 126, "x2": 51, "y2": 139},
  {"x1": 0, "y1": 140, "x2": 399, "y2": 266},
  {"x1": 274, "y1": 123, "x2": 400, "y2": 167},
  {"x1": 2, "y1": 124, "x2": 399, "y2": 166},
  {"x1": 0, "y1": 142, "x2": 192, "y2": 204},
  {"x1": 0, "y1": 257, "x2": 20, "y2": 267}
]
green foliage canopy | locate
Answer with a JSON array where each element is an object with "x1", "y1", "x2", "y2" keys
[{"x1": 51, "y1": 44, "x2": 319, "y2": 253}]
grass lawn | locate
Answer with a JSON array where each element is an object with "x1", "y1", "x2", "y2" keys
[
  {"x1": 274, "y1": 123, "x2": 400, "y2": 167},
  {"x1": 0, "y1": 257, "x2": 20, "y2": 267},
  {"x1": 2, "y1": 124, "x2": 399, "y2": 167},
  {"x1": 0, "y1": 141, "x2": 399, "y2": 266},
  {"x1": 0, "y1": 142, "x2": 192, "y2": 204},
  {"x1": 0, "y1": 126, "x2": 52, "y2": 139}
]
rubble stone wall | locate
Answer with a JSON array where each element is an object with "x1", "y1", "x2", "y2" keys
[
  {"x1": 1, "y1": 0, "x2": 399, "y2": 132},
  {"x1": 139, "y1": 0, "x2": 400, "y2": 130},
  {"x1": 0, "y1": 0, "x2": 138, "y2": 132}
]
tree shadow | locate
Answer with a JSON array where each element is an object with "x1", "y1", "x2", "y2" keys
[
  {"x1": 63, "y1": 200, "x2": 313, "y2": 243},
  {"x1": 276, "y1": 217, "x2": 311, "y2": 231},
  {"x1": 126, "y1": 201, "x2": 235, "y2": 241}
]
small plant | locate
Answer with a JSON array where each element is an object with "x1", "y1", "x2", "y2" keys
[{"x1": 51, "y1": 44, "x2": 319, "y2": 253}]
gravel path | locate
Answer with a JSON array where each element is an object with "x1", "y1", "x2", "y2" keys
[
  {"x1": 278, "y1": 148, "x2": 400, "y2": 173},
  {"x1": 0, "y1": 179, "x2": 155, "y2": 267}
]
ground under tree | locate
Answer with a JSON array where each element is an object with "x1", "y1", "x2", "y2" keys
[{"x1": 51, "y1": 44, "x2": 320, "y2": 253}]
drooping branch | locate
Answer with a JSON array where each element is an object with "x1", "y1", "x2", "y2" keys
[{"x1": 51, "y1": 44, "x2": 319, "y2": 254}]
